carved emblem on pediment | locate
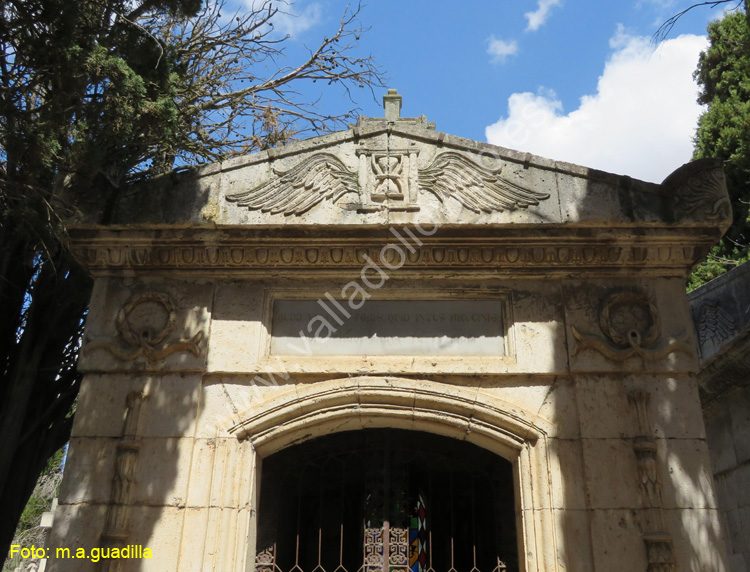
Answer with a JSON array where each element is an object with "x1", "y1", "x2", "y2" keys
[
  {"x1": 86, "y1": 292, "x2": 204, "y2": 362},
  {"x1": 225, "y1": 150, "x2": 550, "y2": 215},
  {"x1": 349, "y1": 148, "x2": 421, "y2": 212},
  {"x1": 572, "y1": 291, "x2": 690, "y2": 362}
]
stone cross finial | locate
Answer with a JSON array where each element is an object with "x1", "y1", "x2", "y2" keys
[{"x1": 383, "y1": 89, "x2": 402, "y2": 121}]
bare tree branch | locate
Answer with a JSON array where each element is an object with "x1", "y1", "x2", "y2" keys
[
  {"x1": 653, "y1": 0, "x2": 748, "y2": 43},
  {"x1": 112, "y1": 0, "x2": 384, "y2": 179}
]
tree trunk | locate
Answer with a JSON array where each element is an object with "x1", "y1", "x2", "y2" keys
[{"x1": 0, "y1": 249, "x2": 91, "y2": 559}]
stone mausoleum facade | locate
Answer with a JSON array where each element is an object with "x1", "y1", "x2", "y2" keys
[{"x1": 48, "y1": 91, "x2": 733, "y2": 571}]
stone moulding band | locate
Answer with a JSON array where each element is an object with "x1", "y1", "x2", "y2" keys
[
  {"x1": 226, "y1": 378, "x2": 546, "y2": 459},
  {"x1": 71, "y1": 240, "x2": 712, "y2": 276}
]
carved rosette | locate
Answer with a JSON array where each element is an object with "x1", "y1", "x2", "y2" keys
[
  {"x1": 573, "y1": 291, "x2": 690, "y2": 362},
  {"x1": 85, "y1": 291, "x2": 203, "y2": 362},
  {"x1": 628, "y1": 391, "x2": 678, "y2": 572}
]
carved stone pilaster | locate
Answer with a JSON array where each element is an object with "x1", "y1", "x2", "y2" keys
[
  {"x1": 98, "y1": 391, "x2": 147, "y2": 572},
  {"x1": 628, "y1": 390, "x2": 677, "y2": 572}
]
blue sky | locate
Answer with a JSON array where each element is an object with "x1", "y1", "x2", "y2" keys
[{"x1": 233, "y1": 1, "x2": 739, "y2": 182}]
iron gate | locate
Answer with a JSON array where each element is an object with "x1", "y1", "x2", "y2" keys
[{"x1": 255, "y1": 430, "x2": 517, "y2": 572}]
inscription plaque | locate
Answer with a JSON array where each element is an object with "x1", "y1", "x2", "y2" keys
[{"x1": 270, "y1": 299, "x2": 506, "y2": 356}]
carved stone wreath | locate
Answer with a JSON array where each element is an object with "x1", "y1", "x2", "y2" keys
[
  {"x1": 599, "y1": 291, "x2": 660, "y2": 349},
  {"x1": 573, "y1": 291, "x2": 690, "y2": 362},
  {"x1": 86, "y1": 292, "x2": 203, "y2": 362}
]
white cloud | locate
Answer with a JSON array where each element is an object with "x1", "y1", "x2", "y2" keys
[
  {"x1": 525, "y1": 0, "x2": 562, "y2": 32},
  {"x1": 274, "y1": 2, "x2": 322, "y2": 37},
  {"x1": 487, "y1": 36, "x2": 519, "y2": 64},
  {"x1": 246, "y1": 0, "x2": 322, "y2": 37},
  {"x1": 485, "y1": 27, "x2": 708, "y2": 183}
]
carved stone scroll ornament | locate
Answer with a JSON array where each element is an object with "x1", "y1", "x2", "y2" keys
[
  {"x1": 679, "y1": 168, "x2": 731, "y2": 222},
  {"x1": 86, "y1": 292, "x2": 203, "y2": 362},
  {"x1": 572, "y1": 291, "x2": 691, "y2": 362},
  {"x1": 225, "y1": 151, "x2": 549, "y2": 215},
  {"x1": 662, "y1": 157, "x2": 731, "y2": 226}
]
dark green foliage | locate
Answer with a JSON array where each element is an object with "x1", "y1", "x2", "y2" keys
[
  {"x1": 690, "y1": 9, "x2": 750, "y2": 289},
  {"x1": 2, "y1": 448, "x2": 64, "y2": 571},
  {"x1": 17, "y1": 450, "x2": 64, "y2": 533}
]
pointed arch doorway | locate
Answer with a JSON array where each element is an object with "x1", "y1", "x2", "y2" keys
[{"x1": 255, "y1": 429, "x2": 519, "y2": 572}]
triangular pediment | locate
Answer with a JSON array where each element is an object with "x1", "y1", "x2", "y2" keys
[
  {"x1": 70, "y1": 90, "x2": 732, "y2": 277},
  {"x1": 217, "y1": 120, "x2": 562, "y2": 225},
  {"x1": 94, "y1": 95, "x2": 730, "y2": 235}
]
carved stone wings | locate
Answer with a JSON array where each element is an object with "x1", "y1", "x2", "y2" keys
[
  {"x1": 418, "y1": 152, "x2": 550, "y2": 213},
  {"x1": 226, "y1": 153, "x2": 359, "y2": 215},
  {"x1": 698, "y1": 301, "x2": 737, "y2": 346},
  {"x1": 226, "y1": 151, "x2": 549, "y2": 215}
]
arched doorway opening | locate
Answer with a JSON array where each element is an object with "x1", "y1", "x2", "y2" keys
[{"x1": 255, "y1": 429, "x2": 519, "y2": 572}]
